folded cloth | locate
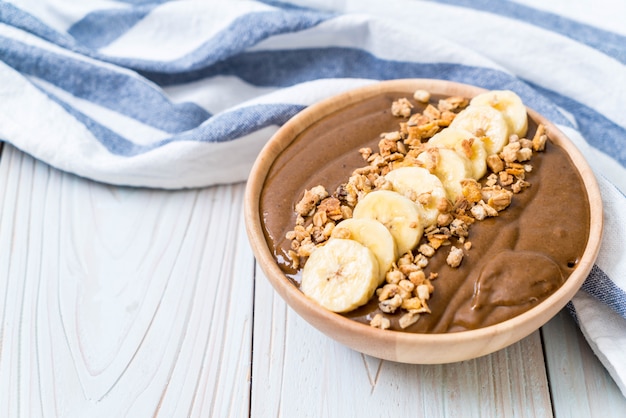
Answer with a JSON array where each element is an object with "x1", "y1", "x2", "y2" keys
[{"x1": 1, "y1": 0, "x2": 625, "y2": 395}]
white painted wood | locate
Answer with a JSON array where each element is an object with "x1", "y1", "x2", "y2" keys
[
  {"x1": 542, "y1": 310, "x2": 626, "y2": 417},
  {"x1": 252, "y1": 264, "x2": 553, "y2": 417},
  {"x1": 0, "y1": 144, "x2": 253, "y2": 417}
]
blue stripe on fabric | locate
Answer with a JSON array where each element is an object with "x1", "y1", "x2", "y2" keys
[
  {"x1": 158, "y1": 103, "x2": 304, "y2": 145},
  {"x1": 67, "y1": 5, "x2": 155, "y2": 50},
  {"x1": 67, "y1": 1, "x2": 316, "y2": 56},
  {"x1": 105, "y1": 9, "x2": 333, "y2": 73},
  {"x1": 114, "y1": 0, "x2": 170, "y2": 5},
  {"x1": 41, "y1": 87, "x2": 145, "y2": 156},
  {"x1": 1, "y1": 3, "x2": 332, "y2": 73},
  {"x1": 141, "y1": 47, "x2": 570, "y2": 127},
  {"x1": 582, "y1": 265, "x2": 626, "y2": 320},
  {"x1": 0, "y1": 2, "x2": 78, "y2": 49},
  {"x1": 0, "y1": 36, "x2": 210, "y2": 133},
  {"x1": 39, "y1": 84, "x2": 304, "y2": 155},
  {"x1": 528, "y1": 82, "x2": 626, "y2": 167},
  {"x1": 432, "y1": 0, "x2": 626, "y2": 65},
  {"x1": 258, "y1": 0, "x2": 323, "y2": 11}
]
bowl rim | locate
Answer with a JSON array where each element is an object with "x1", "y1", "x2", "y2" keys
[{"x1": 244, "y1": 78, "x2": 603, "y2": 358}]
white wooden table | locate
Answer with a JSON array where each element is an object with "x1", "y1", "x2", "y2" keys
[{"x1": 0, "y1": 142, "x2": 624, "y2": 417}]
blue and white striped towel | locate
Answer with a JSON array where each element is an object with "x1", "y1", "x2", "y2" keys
[{"x1": 1, "y1": 0, "x2": 625, "y2": 395}]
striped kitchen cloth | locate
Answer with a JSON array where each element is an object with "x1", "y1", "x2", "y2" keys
[{"x1": 1, "y1": 0, "x2": 625, "y2": 396}]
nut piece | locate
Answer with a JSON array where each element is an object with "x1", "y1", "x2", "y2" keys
[
  {"x1": 487, "y1": 189, "x2": 513, "y2": 211},
  {"x1": 517, "y1": 147, "x2": 533, "y2": 162},
  {"x1": 359, "y1": 147, "x2": 372, "y2": 160},
  {"x1": 379, "y1": 294, "x2": 403, "y2": 313},
  {"x1": 486, "y1": 154, "x2": 504, "y2": 173},
  {"x1": 413, "y1": 89, "x2": 431, "y2": 103},
  {"x1": 370, "y1": 313, "x2": 391, "y2": 330},
  {"x1": 385, "y1": 269, "x2": 404, "y2": 284},
  {"x1": 295, "y1": 186, "x2": 328, "y2": 216},
  {"x1": 470, "y1": 200, "x2": 498, "y2": 220},
  {"x1": 401, "y1": 297, "x2": 423, "y2": 311},
  {"x1": 446, "y1": 246, "x2": 464, "y2": 268},
  {"x1": 450, "y1": 218, "x2": 469, "y2": 238},
  {"x1": 461, "y1": 179, "x2": 482, "y2": 204},
  {"x1": 511, "y1": 179, "x2": 530, "y2": 194},
  {"x1": 399, "y1": 311, "x2": 421, "y2": 329},
  {"x1": 416, "y1": 284, "x2": 431, "y2": 301},
  {"x1": 378, "y1": 283, "x2": 401, "y2": 301},
  {"x1": 501, "y1": 141, "x2": 521, "y2": 163},
  {"x1": 438, "y1": 96, "x2": 469, "y2": 112},
  {"x1": 317, "y1": 197, "x2": 343, "y2": 220},
  {"x1": 408, "y1": 270, "x2": 426, "y2": 287},
  {"x1": 418, "y1": 243, "x2": 436, "y2": 257},
  {"x1": 378, "y1": 137, "x2": 398, "y2": 156},
  {"x1": 423, "y1": 104, "x2": 441, "y2": 120},
  {"x1": 398, "y1": 279, "x2": 415, "y2": 294},
  {"x1": 391, "y1": 98, "x2": 413, "y2": 118},
  {"x1": 532, "y1": 124, "x2": 547, "y2": 151}
]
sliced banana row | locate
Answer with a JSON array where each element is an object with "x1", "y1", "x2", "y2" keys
[
  {"x1": 300, "y1": 90, "x2": 528, "y2": 313},
  {"x1": 301, "y1": 190, "x2": 422, "y2": 312},
  {"x1": 422, "y1": 89, "x2": 528, "y2": 201}
]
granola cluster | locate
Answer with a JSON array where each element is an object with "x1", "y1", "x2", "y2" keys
[
  {"x1": 286, "y1": 90, "x2": 547, "y2": 330},
  {"x1": 371, "y1": 252, "x2": 437, "y2": 330}
]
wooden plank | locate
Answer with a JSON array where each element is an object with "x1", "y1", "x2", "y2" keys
[
  {"x1": 542, "y1": 309, "x2": 626, "y2": 417},
  {"x1": 251, "y1": 266, "x2": 553, "y2": 418},
  {"x1": 0, "y1": 145, "x2": 253, "y2": 417}
]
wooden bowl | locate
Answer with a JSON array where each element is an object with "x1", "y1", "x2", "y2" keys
[{"x1": 244, "y1": 79, "x2": 602, "y2": 363}]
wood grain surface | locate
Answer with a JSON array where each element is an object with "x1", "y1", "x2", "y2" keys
[{"x1": 0, "y1": 144, "x2": 623, "y2": 417}]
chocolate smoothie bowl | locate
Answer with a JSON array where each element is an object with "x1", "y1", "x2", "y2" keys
[{"x1": 244, "y1": 79, "x2": 602, "y2": 363}]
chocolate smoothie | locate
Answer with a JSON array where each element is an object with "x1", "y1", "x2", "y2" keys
[{"x1": 259, "y1": 92, "x2": 590, "y2": 333}]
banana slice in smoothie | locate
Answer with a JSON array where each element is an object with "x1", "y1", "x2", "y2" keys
[
  {"x1": 428, "y1": 128, "x2": 488, "y2": 180},
  {"x1": 470, "y1": 90, "x2": 528, "y2": 138},
  {"x1": 384, "y1": 166, "x2": 448, "y2": 227},
  {"x1": 417, "y1": 147, "x2": 474, "y2": 202},
  {"x1": 300, "y1": 238, "x2": 379, "y2": 313},
  {"x1": 332, "y1": 218, "x2": 397, "y2": 285},
  {"x1": 449, "y1": 105, "x2": 509, "y2": 155},
  {"x1": 352, "y1": 190, "x2": 423, "y2": 257}
]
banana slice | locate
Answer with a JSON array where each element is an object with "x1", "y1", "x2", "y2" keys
[
  {"x1": 417, "y1": 147, "x2": 473, "y2": 202},
  {"x1": 449, "y1": 105, "x2": 509, "y2": 155},
  {"x1": 384, "y1": 166, "x2": 447, "y2": 227},
  {"x1": 332, "y1": 218, "x2": 397, "y2": 285},
  {"x1": 470, "y1": 90, "x2": 528, "y2": 138},
  {"x1": 428, "y1": 128, "x2": 488, "y2": 180},
  {"x1": 300, "y1": 238, "x2": 379, "y2": 313},
  {"x1": 352, "y1": 190, "x2": 423, "y2": 257}
]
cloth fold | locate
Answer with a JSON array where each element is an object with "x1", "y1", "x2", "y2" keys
[{"x1": 1, "y1": 0, "x2": 625, "y2": 396}]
